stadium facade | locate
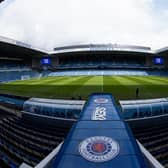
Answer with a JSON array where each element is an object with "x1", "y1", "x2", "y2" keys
[{"x1": 0, "y1": 36, "x2": 168, "y2": 168}]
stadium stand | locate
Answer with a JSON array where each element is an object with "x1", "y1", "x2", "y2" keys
[
  {"x1": 0, "y1": 59, "x2": 29, "y2": 70},
  {"x1": 48, "y1": 69, "x2": 148, "y2": 77},
  {"x1": 57, "y1": 54, "x2": 146, "y2": 70},
  {"x1": 0, "y1": 70, "x2": 40, "y2": 82},
  {"x1": 0, "y1": 111, "x2": 72, "y2": 167},
  {"x1": 48, "y1": 69, "x2": 168, "y2": 77},
  {"x1": 1, "y1": 37, "x2": 168, "y2": 167},
  {"x1": 0, "y1": 94, "x2": 168, "y2": 167},
  {"x1": 128, "y1": 115, "x2": 168, "y2": 168}
]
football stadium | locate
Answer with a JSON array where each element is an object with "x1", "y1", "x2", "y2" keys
[{"x1": 0, "y1": 35, "x2": 168, "y2": 168}]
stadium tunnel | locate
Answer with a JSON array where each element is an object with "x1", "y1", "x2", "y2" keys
[{"x1": 19, "y1": 93, "x2": 163, "y2": 168}]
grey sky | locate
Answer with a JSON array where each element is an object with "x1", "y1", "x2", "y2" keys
[{"x1": 0, "y1": 0, "x2": 168, "y2": 50}]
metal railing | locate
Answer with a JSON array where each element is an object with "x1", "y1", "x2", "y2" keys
[{"x1": 137, "y1": 140, "x2": 164, "y2": 168}]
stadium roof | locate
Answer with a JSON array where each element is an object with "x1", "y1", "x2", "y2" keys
[
  {"x1": 0, "y1": 36, "x2": 48, "y2": 58},
  {"x1": 0, "y1": 36, "x2": 168, "y2": 57},
  {"x1": 51, "y1": 44, "x2": 168, "y2": 55},
  {"x1": 51, "y1": 44, "x2": 153, "y2": 55},
  {"x1": 154, "y1": 46, "x2": 168, "y2": 55}
]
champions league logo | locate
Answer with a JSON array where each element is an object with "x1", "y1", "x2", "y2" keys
[
  {"x1": 94, "y1": 98, "x2": 109, "y2": 104},
  {"x1": 79, "y1": 136, "x2": 120, "y2": 163}
]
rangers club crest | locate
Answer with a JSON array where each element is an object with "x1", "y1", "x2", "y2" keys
[{"x1": 79, "y1": 136, "x2": 120, "y2": 162}]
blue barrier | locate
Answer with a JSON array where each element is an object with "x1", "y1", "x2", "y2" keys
[
  {"x1": 53, "y1": 93, "x2": 147, "y2": 168},
  {"x1": 0, "y1": 95, "x2": 25, "y2": 107}
]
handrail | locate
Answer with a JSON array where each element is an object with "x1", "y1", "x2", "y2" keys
[
  {"x1": 35, "y1": 142, "x2": 63, "y2": 168},
  {"x1": 137, "y1": 140, "x2": 164, "y2": 168}
]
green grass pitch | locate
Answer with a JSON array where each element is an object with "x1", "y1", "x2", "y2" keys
[{"x1": 0, "y1": 75, "x2": 168, "y2": 101}]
